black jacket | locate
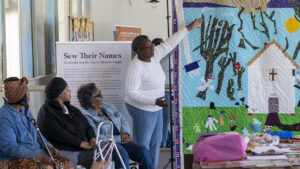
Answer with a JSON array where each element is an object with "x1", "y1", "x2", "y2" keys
[{"x1": 37, "y1": 99, "x2": 95, "y2": 151}]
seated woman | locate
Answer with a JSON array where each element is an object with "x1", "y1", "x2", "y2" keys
[
  {"x1": 37, "y1": 77, "x2": 96, "y2": 169},
  {"x1": 77, "y1": 83, "x2": 153, "y2": 169},
  {"x1": 0, "y1": 77, "x2": 59, "y2": 165}
]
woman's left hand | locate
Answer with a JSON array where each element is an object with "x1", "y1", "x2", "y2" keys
[
  {"x1": 89, "y1": 138, "x2": 96, "y2": 147},
  {"x1": 155, "y1": 97, "x2": 168, "y2": 108},
  {"x1": 120, "y1": 133, "x2": 134, "y2": 144}
]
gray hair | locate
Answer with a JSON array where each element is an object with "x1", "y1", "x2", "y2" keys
[{"x1": 77, "y1": 83, "x2": 97, "y2": 109}]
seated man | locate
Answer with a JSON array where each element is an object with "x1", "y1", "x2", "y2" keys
[
  {"x1": 0, "y1": 77, "x2": 59, "y2": 165},
  {"x1": 77, "y1": 83, "x2": 153, "y2": 169},
  {"x1": 37, "y1": 77, "x2": 96, "y2": 169}
]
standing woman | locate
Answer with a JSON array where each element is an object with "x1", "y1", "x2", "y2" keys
[{"x1": 125, "y1": 18, "x2": 203, "y2": 168}]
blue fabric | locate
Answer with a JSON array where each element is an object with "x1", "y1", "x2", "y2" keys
[
  {"x1": 82, "y1": 102, "x2": 131, "y2": 143},
  {"x1": 0, "y1": 102, "x2": 51, "y2": 160},
  {"x1": 113, "y1": 142, "x2": 153, "y2": 169},
  {"x1": 184, "y1": 61, "x2": 199, "y2": 73},
  {"x1": 102, "y1": 111, "x2": 120, "y2": 136},
  {"x1": 161, "y1": 90, "x2": 171, "y2": 148},
  {"x1": 125, "y1": 103, "x2": 163, "y2": 169}
]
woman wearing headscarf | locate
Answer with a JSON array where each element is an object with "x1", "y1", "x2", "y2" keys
[
  {"x1": 124, "y1": 18, "x2": 203, "y2": 168},
  {"x1": 77, "y1": 83, "x2": 153, "y2": 169},
  {"x1": 37, "y1": 77, "x2": 96, "y2": 169},
  {"x1": 0, "y1": 77, "x2": 59, "y2": 165}
]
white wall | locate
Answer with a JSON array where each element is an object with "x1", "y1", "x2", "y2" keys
[
  {"x1": 88, "y1": 0, "x2": 173, "y2": 84},
  {"x1": 1, "y1": 0, "x2": 172, "y2": 117},
  {"x1": 90, "y1": 0, "x2": 171, "y2": 41}
]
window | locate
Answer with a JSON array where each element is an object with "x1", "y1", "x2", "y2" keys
[
  {"x1": 4, "y1": 0, "x2": 21, "y2": 78},
  {"x1": 269, "y1": 68, "x2": 277, "y2": 81},
  {"x1": 0, "y1": 0, "x2": 57, "y2": 80}
]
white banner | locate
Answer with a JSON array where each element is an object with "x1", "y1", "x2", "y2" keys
[{"x1": 56, "y1": 42, "x2": 131, "y2": 122}]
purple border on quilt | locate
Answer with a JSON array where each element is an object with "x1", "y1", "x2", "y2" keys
[
  {"x1": 267, "y1": 0, "x2": 300, "y2": 8},
  {"x1": 183, "y1": 2, "x2": 232, "y2": 8},
  {"x1": 183, "y1": 0, "x2": 299, "y2": 8},
  {"x1": 172, "y1": 0, "x2": 181, "y2": 168}
]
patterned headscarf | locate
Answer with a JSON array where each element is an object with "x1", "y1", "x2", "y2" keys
[{"x1": 3, "y1": 77, "x2": 28, "y2": 104}]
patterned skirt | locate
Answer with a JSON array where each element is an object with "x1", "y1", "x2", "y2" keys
[{"x1": 0, "y1": 156, "x2": 73, "y2": 169}]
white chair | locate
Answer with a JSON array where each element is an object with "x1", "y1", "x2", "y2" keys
[
  {"x1": 129, "y1": 161, "x2": 140, "y2": 169},
  {"x1": 94, "y1": 121, "x2": 126, "y2": 169}
]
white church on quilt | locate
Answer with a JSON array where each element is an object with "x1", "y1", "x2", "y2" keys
[{"x1": 246, "y1": 40, "x2": 300, "y2": 114}]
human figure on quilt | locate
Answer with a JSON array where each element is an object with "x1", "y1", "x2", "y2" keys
[
  {"x1": 77, "y1": 83, "x2": 153, "y2": 169},
  {"x1": 264, "y1": 112, "x2": 300, "y2": 131},
  {"x1": 0, "y1": 77, "x2": 60, "y2": 165},
  {"x1": 205, "y1": 115, "x2": 218, "y2": 131}
]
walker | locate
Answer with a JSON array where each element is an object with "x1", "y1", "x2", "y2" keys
[{"x1": 92, "y1": 121, "x2": 126, "y2": 169}]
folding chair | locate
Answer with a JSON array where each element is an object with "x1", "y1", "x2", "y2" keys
[{"x1": 93, "y1": 121, "x2": 126, "y2": 169}]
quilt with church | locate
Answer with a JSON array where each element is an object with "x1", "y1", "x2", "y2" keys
[{"x1": 171, "y1": 0, "x2": 300, "y2": 163}]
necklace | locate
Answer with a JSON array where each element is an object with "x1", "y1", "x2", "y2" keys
[{"x1": 93, "y1": 107, "x2": 104, "y2": 115}]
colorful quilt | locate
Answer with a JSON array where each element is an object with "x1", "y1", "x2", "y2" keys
[{"x1": 172, "y1": 0, "x2": 300, "y2": 168}]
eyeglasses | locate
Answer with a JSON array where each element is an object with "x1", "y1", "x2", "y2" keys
[
  {"x1": 93, "y1": 93, "x2": 102, "y2": 98},
  {"x1": 140, "y1": 44, "x2": 154, "y2": 50}
]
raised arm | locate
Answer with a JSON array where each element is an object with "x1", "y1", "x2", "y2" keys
[{"x1": 154, "y1": 18, "x2": 203, "y2": 61}]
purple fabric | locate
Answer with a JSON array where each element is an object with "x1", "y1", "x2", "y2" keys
[
  {"x1": 193, "y1": 134, "x2": 247, "y2": 162},
  {"x1": 183, "y1": 0, "x2": 298, "y2": 8},
  {"x1": 267, "y1": 0, "x2": 300, "y2": 8},
  {"x1": 183, "y1": 2, "x2": 233, "y2": 8},
  {"x1": 264, "y1": 112, "x2": 281, "y2": 126}
]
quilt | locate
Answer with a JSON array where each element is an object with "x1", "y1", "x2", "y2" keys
[{"x1": 172, "y1": 0, "x2": 300, "y2": 168}]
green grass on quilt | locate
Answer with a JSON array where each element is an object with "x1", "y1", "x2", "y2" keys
[{"x1": 183, "y1": 107, "x2": 300, "y2": 154}]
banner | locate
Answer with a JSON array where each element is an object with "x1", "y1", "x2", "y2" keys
[
  {"x1": 115, "y1": 25, "x2": 141, "y2": 41},
  {"x1": 56, "y1": 42, "x2": 132, "y2": 121}
]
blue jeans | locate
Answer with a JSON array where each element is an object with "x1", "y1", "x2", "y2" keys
[
  {"x1": 113, "y1": 142, "x2": 153, "y2": 169},
  {"x1": 125, "y1": 103, "x2": 163, "y2": 169},
  {"x1": 161, "y1": 90, "x2": 171, "y2": 148}
]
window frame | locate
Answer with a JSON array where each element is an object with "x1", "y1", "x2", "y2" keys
[
  {"x1": 269, "y1": 68, "x2": 278, "y2": 82},
  {"x1": 1, "y1": 0, "x2": 58, "y2": 80}
]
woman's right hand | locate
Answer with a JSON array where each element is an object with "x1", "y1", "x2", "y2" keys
[
  {"x1": 186, "y1": 18, "x2": 203, "y2": 31},
  {"x1": 38, "y1": 153, "x2": 55, "y2": 165},
  {"x1": 80, "y1": 141, "x2": 93, "y2": 149},
  {"x1": 47, "y1": 146, "x2": 60, "y2": 158},
  {"x1": 155, "y1": 97, "x2": 168, "y2": 108}
]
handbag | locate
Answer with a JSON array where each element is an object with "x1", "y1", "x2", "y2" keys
[
  {"x1": 193, "y1": 133, "x2": 247, "y2": 162},
  {"x1": 91, "y1": 141, "x2": 114, "y2": 169}
]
